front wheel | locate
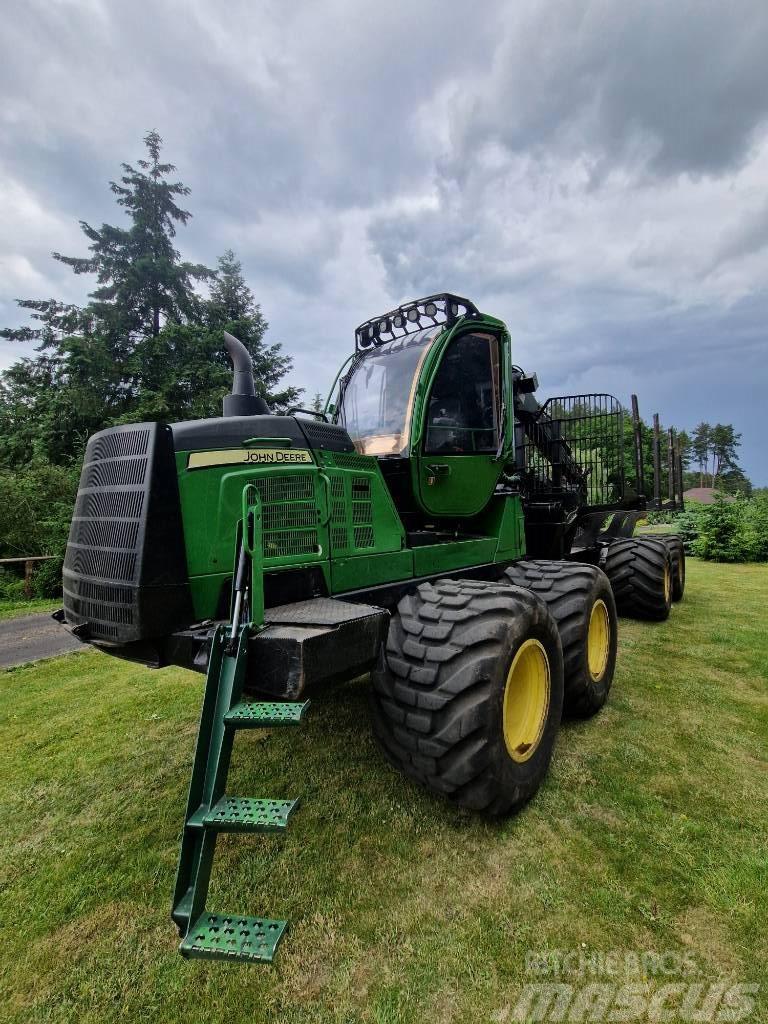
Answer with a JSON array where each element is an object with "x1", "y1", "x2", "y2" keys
[{"x1": 370, "y1": 578, "x2": 564, "y2": 817}]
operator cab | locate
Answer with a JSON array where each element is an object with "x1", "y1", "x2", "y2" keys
[
  {"x1": 334, "y1": 294, "x2": 508, "y2": 524},
  {"x1": 337, "y1": 327, "x2": 439, "y2": 457}
]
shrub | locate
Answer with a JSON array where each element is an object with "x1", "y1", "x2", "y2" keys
[
  {"x1": 741, "y1": 493, "x2": 768, "y2": 562},
  {"x1": 0, "y1": 568, "x2": 28, "y2": 601},
  {"x1": 672, "y1": 508, "x2": 703, "y2": 555},
  {"x1": 693, "y1": 498, "x2": 747, "y2": 562},
  {"x1": 31, "y1": 557, "x2": 64, "y2": 599},
  {"x1": 0, "y1": 459, "x2": 78, "y2": 561},
  {"x1": 646, "y1": 509, "x2": 679, "y2": 526},
  {"x1": 674, "y1": 494, "x2": 768, "y2": 563}
]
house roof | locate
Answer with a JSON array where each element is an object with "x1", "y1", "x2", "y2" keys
[{"x1": 683, "y1": 487, "x2": 736, "y2": 504}]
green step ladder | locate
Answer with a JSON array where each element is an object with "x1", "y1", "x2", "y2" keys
[{"x1": 172, "y1": 492, "x2": 308, "y2": 963}]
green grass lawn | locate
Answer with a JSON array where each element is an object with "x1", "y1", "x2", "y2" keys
[
  {"x1": 1, "y1": 560, "x2": 766, "y2": 1023},
  {"x1": 0, "y1": 598, "x2": 60, "y2": 621}
]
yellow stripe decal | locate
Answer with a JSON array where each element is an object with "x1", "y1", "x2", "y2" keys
[{"x1": 188, "y1": 448, "x2": 313, "y2": 469}]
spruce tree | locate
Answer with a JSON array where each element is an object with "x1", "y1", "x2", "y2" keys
[
  {"x1": 0, "y1": 134, "x2": 300, "y2": 463},
  {"x1": 52, "y1": 130, "x2": 214, "y2": 342}
]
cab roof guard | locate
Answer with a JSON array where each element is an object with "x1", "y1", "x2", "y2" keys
[{"x1": 354, "y1": 293, "x2": 479, "y2": 351}]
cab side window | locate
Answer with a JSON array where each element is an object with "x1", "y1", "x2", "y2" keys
[{"x1": 425, "y1": 333, "x2": 501, "y2": 454}]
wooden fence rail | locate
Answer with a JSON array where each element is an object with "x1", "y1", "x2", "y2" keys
[{"x1": 0, "y1": 556, "x2": 57, "y2": 597}]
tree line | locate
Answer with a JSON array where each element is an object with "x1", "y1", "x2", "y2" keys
[
  {"x1": 621, "y1": 417, "x2": 749, "y2": 500},
  {"x1": 689, "y1": 422, "x2": 743, "y2": 490},
  {"x1": 0, "y1": 131, "x2": 300, "y2": 471}
]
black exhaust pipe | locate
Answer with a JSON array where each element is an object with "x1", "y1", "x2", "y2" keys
[{"x1": 222, "y1": 332, "x2": 270, "y2": 417}]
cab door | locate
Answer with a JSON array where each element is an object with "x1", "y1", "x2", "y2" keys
[{"x1": 413, "y1": 331, "x2": 506, "y2": 517}]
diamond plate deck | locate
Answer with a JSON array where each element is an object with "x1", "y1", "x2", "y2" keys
[
  {"x1": 180, "y1": 912, "x2": 287, "y2": 963},
  {"x1": 224, "y1": 700, "x2": 310, "y2": 728},
  {"x1": 264, "y1": 596, "x2": 384, "y2": 627}
]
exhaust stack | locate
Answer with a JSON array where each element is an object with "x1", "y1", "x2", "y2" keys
[{"x1": 222, "y1": 332, "x2": 270, "y2": 417}]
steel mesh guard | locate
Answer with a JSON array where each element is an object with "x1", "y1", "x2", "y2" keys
[{"x1": 520, "y1": 394, "x2": 625, "y2": 507}]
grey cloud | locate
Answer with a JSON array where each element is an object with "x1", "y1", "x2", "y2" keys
[
  {"x1": 714, "y1": 200, "x2": 768, "y2": 267},
  {"x1": 444, "y1": 1, "x2": 768, "y2": 181},
  {"x1": 0, "y1": 0, "x2": 767, "y2": 482}
]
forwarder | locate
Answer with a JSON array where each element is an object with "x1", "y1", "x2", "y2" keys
[{"x1": 59, "y1": 293, "x2": 685, "y2": 962}]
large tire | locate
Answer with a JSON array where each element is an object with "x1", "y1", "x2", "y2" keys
[
  {"x1": 654, "y1": 535, "x2": 685, "y2": 601},
  {"x1": 502, "y1": 560, "x2": 618, "y2": 718},
  {"x1": 602, "y1": 538, "x2": 672, "y2": 621},
  {"x1": 370, "y1": 578, "x2": 564, "y2": 817}
]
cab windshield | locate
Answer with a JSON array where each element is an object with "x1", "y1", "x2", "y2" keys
[{"x1": 337, "y1": 326, "x2": 441, "y2": 456}]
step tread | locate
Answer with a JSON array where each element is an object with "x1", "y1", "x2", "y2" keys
[
  {"x1": 180, "y1": 912, "x2": 287, "y2": 963},
  {"x1": 199, "y1": 795, "x2": 298, "y2": 832},
  {"x1": 224, "y1": 700, "x2": 310, "y2": 728}
]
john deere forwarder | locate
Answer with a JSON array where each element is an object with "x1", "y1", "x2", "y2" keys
[{"x1": 59, "y1": 294, "x2": 685, "y2": 963}]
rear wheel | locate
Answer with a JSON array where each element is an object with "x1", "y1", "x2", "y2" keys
[
  {"x1": 502, "y1": 561, "x2": 618, "y2": 718},
  {"x1": 654, "y1": 535, "x2": 685, "y2": 601},
  {"x1": 370, "y1": 578, "x2": 564, "y2": 816},
  {"x1": 602, "y1": 538, "x2": 672, "y2": 621}
]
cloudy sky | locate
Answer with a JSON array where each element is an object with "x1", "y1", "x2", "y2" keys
[{"x1": 1, "y1": 0, "x2": 767, "y2": 482}]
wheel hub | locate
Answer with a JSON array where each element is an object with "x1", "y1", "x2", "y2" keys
[
  {"x1": 503, "y1": 639, "x2": 550, "y2": 762},
  {"x1": 587, "y1": 599, "x2": 610, "y2": 682}
]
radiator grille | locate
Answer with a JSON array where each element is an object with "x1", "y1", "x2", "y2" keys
[
  {"x1": 353, "y1": 526, "x2": 375, "y2": 548},
  {"x1": 263, "y1": 530, "x2": 320, "y2": 558},
  {"x1": 254, "y1": 475, "x2": 314, "y2": 504},
  {"x1": 248, "y1": 468, "x2": 378, "y2": 560},
  {"x1": 352, "y1": 501, "x2": 372, "y2": 524},
  {"x1": 262, "y1": 505, "x2": 318, "y2": 531},
  {"x1": 252, "y1": 472, "x2": 321, "y2": 560},
  {"x1": 325, "y1": 471, "x2": 377, "y2": 553}
]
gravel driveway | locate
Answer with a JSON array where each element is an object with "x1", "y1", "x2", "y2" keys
[{"x1": 0, "y1": 612, "x2": 82, "y2": 669}]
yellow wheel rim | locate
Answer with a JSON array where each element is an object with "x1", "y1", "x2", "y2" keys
[
  {"x1": 663, "y1": 563, "x2": 671, "y2": 603},
  {"x1": 502, "y1": 639, "x2": 550, "y2": 763},
  {"x1": 587, "y1": 599, "x2": 610, "y2": 682}
]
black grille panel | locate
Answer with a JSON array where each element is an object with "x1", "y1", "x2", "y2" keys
[
  {"x1": 65, "y1": 546, "x2": 138, "y2": 581},
  {"x1": 331, "y1": 453, "x2": 376, "y2": 471},
  {"x1": 81, "y1": 458, "x2": 147, "y2": 488},
  {"x1": 65, "y1": 578, "x2": 133, "y2": 605},
  {"x1": 63, "y1": 423, "x2": 192, "y2": 643},
  {"x1": 90, "y1": 428, "x2": 150, "y2": 462},
  {"x1": 297, "y1": 418, "x2": 355, "y2": 453},
  {"x1": 74, "y1": 490, "x2": 145, "y2": 520},
  {"x1": 63, "y1": 593, "x2": 134, "y2": 625},
  {"x1": 71, "y1": 519, "x2": 140, "y2": 551}
]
